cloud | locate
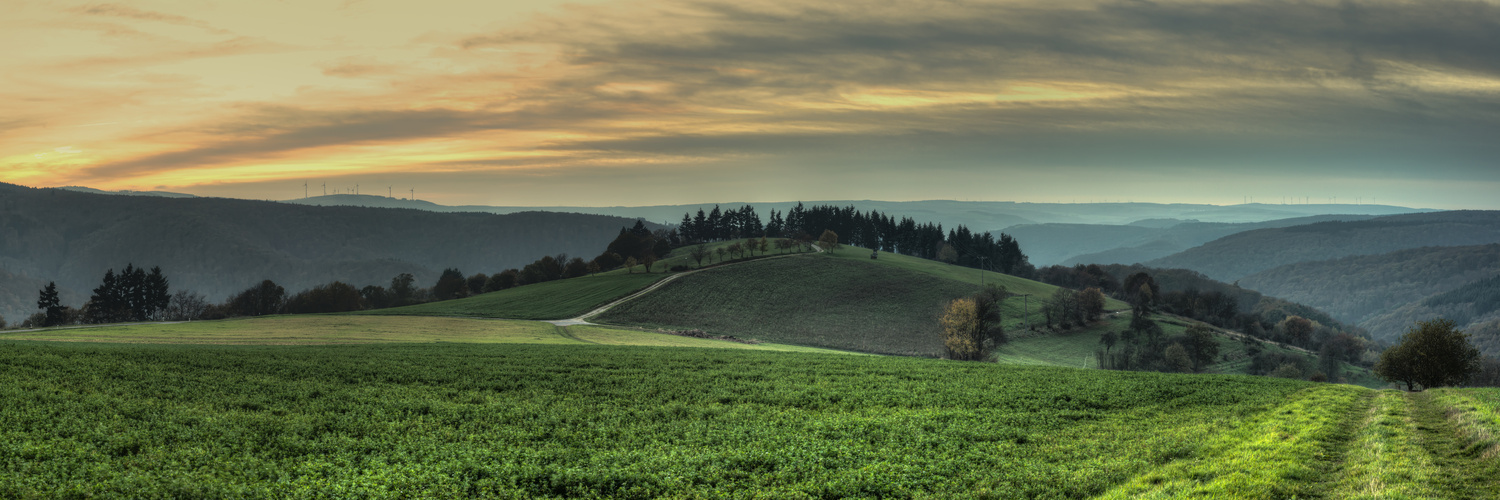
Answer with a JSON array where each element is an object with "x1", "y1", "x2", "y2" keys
[
  {"x1": 13, "y1": 0, "x2": 1500, "y2": 206},
  {"x1": 72, "y1": 3, "x2": 231, "y2": 34}
]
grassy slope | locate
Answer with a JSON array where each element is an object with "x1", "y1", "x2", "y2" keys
[
  {"x1": 595, "y1": 254, "x2": 976, "y2": 356},
  {"x1": 359, "y1": 240, "x2": 800, "y2": 321},
  {"x1": 598, "y1": 245, "x2": 1354, "y2": 381},
  {"x1": 0, "y1": 315, "x2": 843, "y2": 353},
  {"x1": 360, "y1": 272, "x2": 667, "y2": 320}
]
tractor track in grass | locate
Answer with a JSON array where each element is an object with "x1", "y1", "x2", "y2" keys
[
  {"x1": 1407, "y1": 391, "x2": 1500, "y2": 499},
  {"x1": 551, "y1": 325, "x2": 597, "y2": 344}
]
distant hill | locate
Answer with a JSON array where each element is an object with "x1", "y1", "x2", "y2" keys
[
  {"x1": 1144, "y1": 211, "x2": 1500, "y2": 282},
  {"x1": 54, "y1": 186, "x2": 197, "y2": 198},
  {"x1": 1006, "y1": 214, "x2": 1383, "y2": 267},
  {"x1": 1239, "y1": 245, "x2": 1500, "y2": 342},
  {"x1": 0, "y1": 183, "x2": 654, "y2": 323},
  {"x1": 1094, "y1": 264, "x2": 1355, "y2": 334},
  {"x1": 279, "y1": 193, "x2": 1431, "y2": 232}
]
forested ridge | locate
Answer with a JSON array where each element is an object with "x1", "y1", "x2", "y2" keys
[
  {"x1": 0, "y1": 183, "x2": 653, "y2": 323},
  {"x1": 1144, "y1": 211, "x2": 1500, "y2": 281}
]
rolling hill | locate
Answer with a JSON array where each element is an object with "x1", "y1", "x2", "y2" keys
[
  {"x1": 0, "y1": 183, "x2": 656, "y2": 323},
  {"x1": 584, "y1": 245, "x2": 1365, "y2": 382},
  {"x1": 592, "y1": 245, "x2": 1108, "y2": 357},
  {"x1": 1239, "y1": 245, "x2": 1500, "y2": 342},
  {"x1": 1145, "y1": 211, "x2": 1500, "y2": 282}
]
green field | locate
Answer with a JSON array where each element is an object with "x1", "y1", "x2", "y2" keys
[
  {"x1": 823, "y1": 245, "x2": 1131, "y2": 312},
  {"x1": 362, "y1": 272, "x2": 668, "y2": 320},
  {"x1": 0, "y1": 315, "x2": 843, "y2": 353},
  {"x1": 6, "y1": 341, "x2": 1497, "y2": 498},
  {"x1": 0, "y1": 341, "x2": 1323, "y2": 497},
  {"x1": 359, "y1": 240, "x2": 807, "y2": 321},
  {"x1": 595, "y1": 254, "x2": 980, "y2": 356}
]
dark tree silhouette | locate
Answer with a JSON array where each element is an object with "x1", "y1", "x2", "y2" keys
[
  {"x1": 390, "y1": 273, "x2": 416, "y2": 305},
  {"x1": 36, "y1": 282, "x2": 66, "y2": 327},
  {"x1": 432, "y1": 268, "x2": 467, "y2": 300},
  {"x1": 229, "y1": 280, "x2": 286, "y2": 317}
]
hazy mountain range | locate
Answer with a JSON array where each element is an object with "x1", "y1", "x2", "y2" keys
[
  {"x1": 1239, "y1": 244, "x2": 1500, "y2": 343},
  {"x1": 12, "y1": 184, "x2": 1493, "y2": 349},
  {"x1": 1143, "y1": 211, "x2": 1500, "y2": 282},
  {"x1": 1003, "y1": 214, "x2": 1388, "y2": 267},
  {"x1": 0, "y1": 183, "x2": 654, "y2": 324},
  {"x1": 278, "y1": 193, "x2": 1429, "y2": 230}
]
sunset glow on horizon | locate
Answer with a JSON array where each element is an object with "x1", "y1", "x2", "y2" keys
[{"x1": 3, "y1": 0, "x2": 1499, "y2": 208}]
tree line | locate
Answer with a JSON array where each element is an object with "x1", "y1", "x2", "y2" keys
[{"x1": 678, "y1": 203, "x2": 1033, "y2": 276}]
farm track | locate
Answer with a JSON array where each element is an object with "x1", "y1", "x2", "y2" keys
[
  {"x1": 1319, "y1": 389, "x2": 1500, "y2": 498},
  {"x1": 551, "y1": 245, "x2": 823, "y2": 326},
  {"x1": 551, "y1": 325, "x2": 596, "y2": 344},
  {"x1": 1407, "y1": 391, "x2": 1500, "y2": 498}
]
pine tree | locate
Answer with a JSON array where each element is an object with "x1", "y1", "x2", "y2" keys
[{"x1": 36, "y1": 282, "x2": 65, "y2": 327}]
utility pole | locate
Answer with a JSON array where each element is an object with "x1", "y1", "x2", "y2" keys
[{"x1": 1021, "y1": 294, "x2": 1032, "y2": 331}]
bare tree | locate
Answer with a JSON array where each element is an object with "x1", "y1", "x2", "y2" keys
[
  {"x1": 689, "y1": 244, "x2": 710, "y2": 267},
  {"x1": 166, "y1": 290, "x2": 209, "y2": 321}
]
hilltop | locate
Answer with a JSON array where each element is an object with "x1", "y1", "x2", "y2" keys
[{"x1": 574, "y1": 244, "x2": 1363, "y2": 383}]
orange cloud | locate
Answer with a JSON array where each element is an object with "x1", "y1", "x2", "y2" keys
[{"x1": 2, "y1": 0, "x2": 1498, "y2": 207}]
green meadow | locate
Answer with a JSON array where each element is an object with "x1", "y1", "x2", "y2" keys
[{"x1": 5, "y1": 340, "x2": 1497, "y2": 498}]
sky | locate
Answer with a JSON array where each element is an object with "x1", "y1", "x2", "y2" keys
[{"x1": 2, "y1": 0, "x2": 1498, "y2": 209}]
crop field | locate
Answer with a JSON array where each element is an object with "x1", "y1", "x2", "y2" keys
[
  {"x1": 1, "y1": 340, "x2": 1349, "y2": 498},
  {"x1": 594, "y1": 254, "x2": 980, "y2": 356},
  {"x1": 822, "y1": 246, "x2": 1131, "y2": 311},
  {"x1": 0, "y1": 315, "x2": 839, "y2": 352},
  {"x1": 6, "y1": 340, "x2": 1500, "y2": 497},
  {"x1": 362, "y1": 272, "x2": 668, "y2": 320}
]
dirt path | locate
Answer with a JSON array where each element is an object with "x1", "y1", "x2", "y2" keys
[
  {"x1": 551, "y1": 325, "x2": 597, "y2": 344},
  {"x1": 545, "y1": 244, "x2": 823, "y2": 327}
]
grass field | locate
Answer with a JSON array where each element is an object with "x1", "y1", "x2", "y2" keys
[
  {"x1": 0, "y1": 341, "x2": 1317, "y2": 497},
  {"x1": 595, "y1": 254, "x2": 978, "y2": 356},
  {"x1": 6, "y1": 341, "x2": 1497, "y2": 497},
  {"x1": 361, "y1": 272, "x2": 668, "y2": 320},
  {"x1": 0, "y1": 315, "x2": 844, "y2": 353}
]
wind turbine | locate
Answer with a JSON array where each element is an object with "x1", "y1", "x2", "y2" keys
[
  {"x1": 321, "y1": 183, "x2": 326, "y2": 196},
  {"x1": 303, "y1": 182, "x2": 307, "y2": 199}
]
